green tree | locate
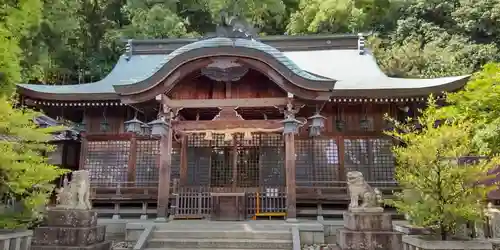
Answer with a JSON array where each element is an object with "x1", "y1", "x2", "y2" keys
[
  {"x1": 385, "y1": 97, "x2": 499, "y2": 240},
  {"x1": 0, "y1": 0, "x2": 43, "y2": 95},
  {"x1": 0, "y1": 97, "x2": 68, "y2": 229},
  {"x1": 437, "y1": 63, "x2": 500, "y2": 155},
  {"x1": 286, "y1": 0, "x2": 399, "y2": 35}
]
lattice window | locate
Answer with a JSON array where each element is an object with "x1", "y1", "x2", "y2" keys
[
  {"x1": 370, "y1": 138, "x2": 395, "y2": 181},
  {"x1": 236, "y1": 146, "x2": 260, "y2": 188},
  {"x1": 171, "y1": 143, "x2": 181, "y2": 180},
  {"x1": 312, "y1": 139, "x2": 340, "y2": 181},
  {"x1": 295, "y1": 138, "x2": 339, "y2": 185},
  {"x1": 85, "y1": 140, "x2": 130, "y2": 186},
  {"x1": 210, "y1": 146, "x2": 232, "y2": 187},
  {"x1": 187, "y1": 134, "x2": 211, "y2": 186},
  {"x1": 296, "y1": 139, "x2": 313, "y2": 185},
  {"x1": 135, "y1": 140, "x2": 159, "y2": 186},
  {"x1": 234, "y1": 133, "x2": 260, "y2": 188},
  {"x1": 343, "y1": 138, "x2": 395, "y2": 183},
  {"x1": 259, "y1": 133, "x2": 285, "y2": 187}
]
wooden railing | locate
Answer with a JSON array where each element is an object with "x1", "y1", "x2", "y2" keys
[
  {"x1": 296, "y1": 180, "x2": 399, "y2": 202},
  {"x1": 89, "y1": 181, "x2": 165, "y2": 201},
  {"x1": 170, "y1": 186, "x2": 287, "y2": 219}
]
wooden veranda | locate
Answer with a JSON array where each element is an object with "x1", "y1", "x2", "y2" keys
[{"x1": 83, "y1": 130, "x2": 399, "y2": 219}]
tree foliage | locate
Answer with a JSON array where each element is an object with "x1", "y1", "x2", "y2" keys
[
  {"x1": 1, "y1": 0, "x2": 500, "y2": 92},
  {"x1": 0, "y1": 97, "x2": 68, "y2": 229},
  {"x1": 437, "y1": 63, "x2": 500, "y2": 155},
  {"x1": 385, "y1": 98, "x2": 500, "y2": 240}
]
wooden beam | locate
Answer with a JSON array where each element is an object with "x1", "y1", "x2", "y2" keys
[
  {"x1": 172, "y1": 119, "x2": 283, "y2": 131},
  {"x1": 162, "y1": 97, "x2": 289, "y2": 108}
]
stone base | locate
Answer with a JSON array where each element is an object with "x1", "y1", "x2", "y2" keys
[
  {"x1": 32, "y1": 225, "x2": 106, "y2": 246},
  {"x1": 337, "y1": 228, "x2": 402, "y2": 250},
  {"x1": 402, "y1": 235, "x2": 492, "y2": 250},
  {"x1": 46, "y1": 209, "x2": 98, "y2": 227},
  {"x1": 343, "y1": 212, "x2": 392, "y2": 231},
  {"x1": 348, "y1": 207, "x2": 384, "y2": 213},
  {"x1": 30, "y1": 240, "x2": 112, "y2": 250}
]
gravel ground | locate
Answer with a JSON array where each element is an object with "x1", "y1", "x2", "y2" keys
[{"x1": 302, "y1": 244, "x2": 339, "y2": 250}]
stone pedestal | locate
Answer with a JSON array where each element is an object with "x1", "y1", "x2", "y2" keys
[
  {"x1": 337, "y1": 211, "x2": 402, "y2": 250},
  {"x1": 31, "y1": 209, "x2": 111, "y2": 250}
]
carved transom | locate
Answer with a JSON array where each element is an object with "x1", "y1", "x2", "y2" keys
[{"x1": 201, "y1": 58, "x2": 249, "y2": 82}]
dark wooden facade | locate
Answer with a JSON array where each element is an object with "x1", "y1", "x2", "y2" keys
[{"x1": 17, "y1": 33, "x2": 470, "y2": 220}]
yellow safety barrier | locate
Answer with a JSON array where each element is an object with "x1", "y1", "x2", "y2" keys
[{"x1": 251, "y1": 192, "x2": 287, "y2": 220}]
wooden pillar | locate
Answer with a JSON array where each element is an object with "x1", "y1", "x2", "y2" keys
[
  {"x1": 284, "y1": 132, "x2": 297, "y2": 220},
  {"x1": 127, "y1": 135, "x2": 138, "y2": 184},
  {"x1": 337, "y1": 136, "x2": 345, "y2": 181},
  {"x1": 157, "y1": 109, "x2": 173, "y2": 221},
  {"x1": 78, "y1": 133, "x2": 88, "y2": 170},
  {"x1": 232, "y1": 136, "x2": 238, "y2": 189},
  {"x1": 179, "y1": 135, "x2": 188, "y2": 185}
]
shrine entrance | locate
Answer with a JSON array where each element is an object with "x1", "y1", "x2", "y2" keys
[{"x1": 171, "y1": 132, "x2": 287, "y2": 220}]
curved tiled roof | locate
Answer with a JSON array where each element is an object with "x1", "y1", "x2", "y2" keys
[{"x1": 17, "y1": 36, "x2": 471, "y2": 100}]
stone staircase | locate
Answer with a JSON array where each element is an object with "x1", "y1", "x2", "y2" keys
[{"x1": 135, "y1": 221, "x2": 294, "y2": 250}]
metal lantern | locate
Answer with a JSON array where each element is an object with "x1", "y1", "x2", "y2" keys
[
  {"x1": 281, "y1": 116, "x2": 302, "y2": 134},
  {"x1": 308, "y1": 113, "x2": 326, "y2": 137},
  {"x1": 141, "y1": 123, "x2": 151, "y2": 135},
  {"x1": 100, "y1": 120, "x2": 109, "y2": 132},
  {"x1": 360, "y1": 119, "x2": 371, "y2": 131},
  {"x1": 100, "y1": 108, "x2": 109, "y2": 132},
  {"x1": 335, "y1": 120, "x2": 345, "y2": 131},
  {"x1": 148, "y1": 117, "x2": 169, "y2": 136},
  {"x1": 124, "y1": 117, "x2": 143, "y2": 134},
  {"x1": 75, "y1": 121, "x2": 86, "y2": 132}
]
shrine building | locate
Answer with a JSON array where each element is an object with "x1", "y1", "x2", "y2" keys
[{"x1": 16, "y1": 27, "x2": 470, "y2": 220}]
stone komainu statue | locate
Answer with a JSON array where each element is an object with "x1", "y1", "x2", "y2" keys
[
  {"x1": 56, "y1": 170, "x2": 92, "y2": 210},
  {"x1": 346, "y1": 171, "x2": 383, "y2": 212}
]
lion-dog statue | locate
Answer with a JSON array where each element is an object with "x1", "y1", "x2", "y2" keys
[
  {"x1": 56, "y1": 170, "x2": 92, "y2": 210},
  {"x1": 346, "y1": 171, "x2": 383, "y2": 212}
]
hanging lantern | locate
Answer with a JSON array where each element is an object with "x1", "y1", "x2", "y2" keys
[
  {"x1": 141, "y1": 123, "x2": 151, "y2": 135},
  {"x1": 243, "y1": 131, "x2": 253, "y2": 140},
  {"x1": 308, "y1": 113, "x2": 326, "y2": 137},
  {"x1": 76, "y1": 109, "x2": 87, "y2": 132},
  {"x1": 124, "y1": 111, "x2": 144, "y2": 134},
  {"x1": 100, "y1": 108, "x2": 109, "y2": 132},
  {"x1": 100, "y1": 120, "x2": 109, "y2": 132},
  {"x1": 335, "y1": 120, "x2": 345, "y2": 132},
  {"x1": 224, "y1": 132, "x2": 233, "y2": 141},
  {"x1": 335, "y1": 105, "x2": 345, "y2": 132},
  {"x1": 360, "y1": 119, "x2": 371, "y2": 131},
  {"x1": 281, "y1": 116, "x2": 302, "y2": 134},
  {"x1": 204, "y1": 131, "x2": 213, "y2": 140},
  {"x1": 148, "y1": 117, "x2": 169, "y2": 136}
]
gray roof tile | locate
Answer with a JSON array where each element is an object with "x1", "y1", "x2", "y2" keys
[{"x1": 17, "y1": 38, "x2": 469, "y2": 97}]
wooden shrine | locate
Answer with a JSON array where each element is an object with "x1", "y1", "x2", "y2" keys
[{"x1": 15, "y1": 18, "x2": 472, "y2": 220}]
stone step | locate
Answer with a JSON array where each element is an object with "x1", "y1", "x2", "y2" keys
[
  {"x1": 146, "y1": 238, "x2": 293, "y2": 249},
  {"x1": 145, "y1": 248, "x2": 282, "y2": 250},
  {"x1": 152, "y1": 229, "x2": 292, "y2": 240}
]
